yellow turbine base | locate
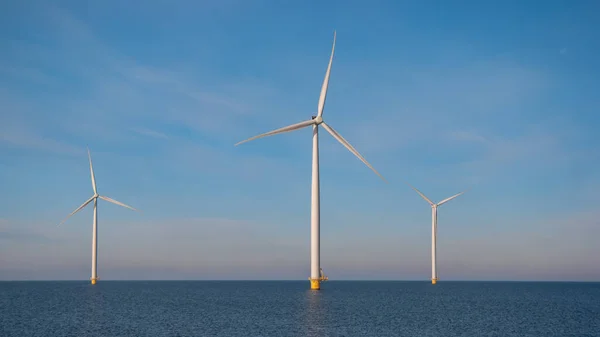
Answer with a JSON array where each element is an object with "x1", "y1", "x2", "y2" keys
[
  {"x1": 309, "y1": 279, "x2": 321, "y2": 290},
  {"x1": 431, "y1": 278, "x2": 437, "y2": 285},
  {"x1": 91, "y1": 278, "x2": 97, "y2": 285}
]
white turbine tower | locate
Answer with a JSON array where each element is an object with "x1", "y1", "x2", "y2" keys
[
  {"x1": 407, "y1": 183, "x2": 468, "y2": 284},
  {"x1": 235, "y1": 32, "x2": 386, "y2": 290},
  {"x1": 59, "y1": 147, "x2": 138, "y2": 285}
]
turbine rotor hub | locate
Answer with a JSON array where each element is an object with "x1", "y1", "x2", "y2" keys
[{"x1": 312, "y1": 115, "x2": 324, "y2": 125}]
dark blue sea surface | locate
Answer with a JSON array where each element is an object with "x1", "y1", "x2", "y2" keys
[{"x1": 1, "y1": 281, "x2": 599, "y2": 336}]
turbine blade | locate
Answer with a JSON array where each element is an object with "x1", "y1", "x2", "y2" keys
[
  {"x1": 235, "y1": 119, "x2": 315, "y2": 146},
  {"x1": 87, "y1": 147, "x2": 97, "y2": 194},
  {"x1": 404, "y1": 182, "x2": 434, "y2": 205},
  {"x1": 317, "y1": 31, "x2": 336, "y2": 118},
  {"x1": 321, "y1": 122, "x2": 386, "y2": 182},
  {"x1": 59, "y1": 196, "x2": 95, "y2": 225},
  {"x1": 437, "y1": 188, "x2": 470, "y2": 206},
  {"x1": 99, "y1": 195, "x2": 138, "y2": 212}
]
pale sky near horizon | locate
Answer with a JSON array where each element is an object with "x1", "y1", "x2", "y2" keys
[{"x1": 1, "y1": 0, "x2": 599, "y2": 281}]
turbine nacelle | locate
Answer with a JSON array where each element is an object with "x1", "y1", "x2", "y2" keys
[
  {"x1": 234, "y1": 31, "x2": 386, "y2": 182},
  {"x1": 58, "y1": 148, "x2": 139, "y2": 226},
  {"x1": 406, "y1": 182, "x2": 469, "y2": 207}
]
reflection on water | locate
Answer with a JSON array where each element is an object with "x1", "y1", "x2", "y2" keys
[
  {"x1": 304, "y1": 290, "x2": 324, "y2": 337},
  {"x1": 81, "y1": 282, "x2": 104, "y2": 336}
]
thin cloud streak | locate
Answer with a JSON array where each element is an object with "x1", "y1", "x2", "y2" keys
[
  {"x1": 1, "y1": 209, "x2": 598, "y2": 281},
  {"x1": 131, "y1": 127, "x2": 169, "y2": 140},
  {"x1": 1, "y1": 4, "x2": 278, "y2": 155}
]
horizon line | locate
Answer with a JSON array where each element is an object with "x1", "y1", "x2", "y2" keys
[{"x1": 1, "y1": 279, "x2": 598, "y2": 283}]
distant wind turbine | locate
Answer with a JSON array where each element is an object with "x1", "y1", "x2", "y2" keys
[
  {"x1": 407, "y1": 183, "x2": 468, "y2": 285},
  {"x1": 59, "y1": 147, "x2": 139, "y2": 285},
  {"x1": 235, "y1": 31, "x2": 386, "y2": 290}
]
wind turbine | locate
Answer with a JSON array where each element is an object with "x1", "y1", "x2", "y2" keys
[
  {"x1": 59, "y1": 147, "x2": 139, "y2": 285},
  {"x1": 235, "y1": 31, "x2": 386, "y2": 290},
  {"x1": 407, "y1": 183, "x2": 468, "y2": 284}
]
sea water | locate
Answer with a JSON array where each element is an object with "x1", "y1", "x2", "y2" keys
[{"x1": 1, "y1": 281, "x2": 598, "y2": 336}]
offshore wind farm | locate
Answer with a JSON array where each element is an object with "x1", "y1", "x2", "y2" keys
[{"x1": 2, "y1": 1, "x2": 600, "y2": 337}]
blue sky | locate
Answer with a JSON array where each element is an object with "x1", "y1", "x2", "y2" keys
[{"x1": 1, "y1": 0, "x2": 599, "y2": 281}]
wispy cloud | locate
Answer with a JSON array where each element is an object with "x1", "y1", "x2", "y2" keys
[
  {"x1": 131, "y1": 127, "x2": 169, "y2": 140},
  {"x1": 0, "y1": 230, "x2": 51, "y2": 242},
  {"x1": 0, "y1": 128, "x2": 83, "y2": 155},
  {"x1": 1, "y1": 4, "x2": 277, "y2": 155},
  {"x1": 0, "y1": 219, "x2": 55, "y2": 243},
  {"x1": 448, "y1": 131, "x2": 490, "y2": 144},
  {"x1": 320, "y1": 59, "x2": 550, "y2": 158},
  {"x1": 451, "y1": 128, "x2": 567, "y2": 171},
  {"x1": 440, "y1": 209, "x2": 600, "y2": 281},
  {"x1": 0, "y1": 93, "x2": 83, "y2": 155},
  {"x1": 3, "y1": 207, "x2": 598, "y2": 281},
  {"x1": 0, "y1": 216, "x2": 307, "y2": 279}
]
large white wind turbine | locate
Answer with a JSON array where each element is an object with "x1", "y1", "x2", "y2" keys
[
  {"x1": 407, "y1": 183, "x2": 468, "y2": 284},
  {"x1": 59, "y1": 148, "x2": 138, "y2": 285},
  {"x1": 235, "y1": 31, "x2": 386, "y2": 290}
]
